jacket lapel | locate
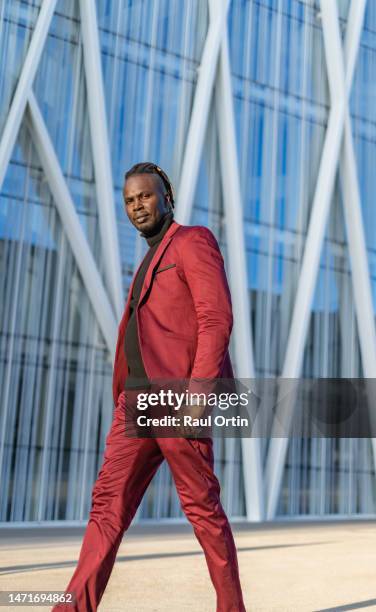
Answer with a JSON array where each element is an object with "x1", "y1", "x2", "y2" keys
[{"x1": 137, "y1": 220, "x2": 181, "y2": 307}]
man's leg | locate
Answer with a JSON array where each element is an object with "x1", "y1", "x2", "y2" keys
[
  {"x1": 53, "y1": 391, "x2": 164, "y2": 612},
  {"x1": 157, "y1": 437, "x2": 246, "y2": 612}
]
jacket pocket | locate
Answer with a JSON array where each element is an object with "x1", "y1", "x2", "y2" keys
[{"x1": 155, "y1": 263, "x2": 176, "y2": 274}]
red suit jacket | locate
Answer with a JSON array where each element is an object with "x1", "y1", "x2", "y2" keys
[{"x1": 112, "y1": 220, "x2": 234, "y2": 407}]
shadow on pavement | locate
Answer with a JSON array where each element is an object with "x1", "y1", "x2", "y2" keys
[
  {"x1": 314, "y1": 598, "x2": 376, "y2": 611},
  {"x1": 0, "y1": 540, "x2": 332, "y2": 575}
]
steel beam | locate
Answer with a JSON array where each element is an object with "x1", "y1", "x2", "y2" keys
[
  {"x1": 79, "y1": 0, "x2": 123, "y2": 319},
  {"x1": 27, "y1": 92, "x2": 117, "y2": 355},
  {"x1": 339, "y1": 0, "x2": 375, "y2": 377},
  {"x1": 334, "y1": 1, "x2": 376, "y2": 467},
  {"x1": 175, "y1": 0, "x2": 230, "y2": 225},
  {"x1": 0, "y1": 0, "x2": 57, "y2": 189},
  {"x1": 213, "y1": 0, "x2": 263, "y2": 521},
  {"x1": 265, "y1": 0, "x2": 367, "y2": 519}
]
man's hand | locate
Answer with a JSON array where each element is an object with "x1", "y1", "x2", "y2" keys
[{"x1": 173, "y1": 401, "x2": 207, "y2": 437}]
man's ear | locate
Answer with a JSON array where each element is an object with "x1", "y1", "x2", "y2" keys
[{"x1": 164, "y1": 193, "x2": 173, "y2": 211}]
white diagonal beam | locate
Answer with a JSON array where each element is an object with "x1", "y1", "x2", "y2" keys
[
  {"x1": 335, "y1": 2, "x2": 376, "y2": 464},
  {"x1": 0, "y1": 0, "x2": 57, "y2": 189},
  {"x1": 339, "y1": 0, "x2": 376, "y2": 377},
  {"x1": 175, "y1": 0, "x2": 230, "y2": 225},
  {"x1": 265, "y1": 0, "x2": 367, "y2": 519},
  {"x1": 27, "y1": 92, "x2": 117, "y2": 355},
  {"x1": 212, "y1": 0, "x2": 263, "y2": 521},
  {"x1": 79, "y1": 0, "x2": 123, "y2": 319}
]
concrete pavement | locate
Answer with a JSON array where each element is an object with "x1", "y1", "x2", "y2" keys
[{"x1": 0, "y1": 520, "x2": 375, "y2": 611}]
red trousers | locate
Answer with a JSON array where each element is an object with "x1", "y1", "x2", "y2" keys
[{"x1": 53, "y1": 391, "x2": 246, "y2": 612}]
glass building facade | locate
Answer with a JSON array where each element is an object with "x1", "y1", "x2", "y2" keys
[{"x1": 1, "y1": 0, "x2": 376, "y2": 523}]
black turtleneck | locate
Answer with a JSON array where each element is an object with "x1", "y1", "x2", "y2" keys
[{"x1": 124, "y1": 212, "x2": 174, "y2": 390}]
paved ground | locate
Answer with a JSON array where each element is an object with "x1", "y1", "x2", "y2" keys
[{"x1": 0, "y1": 520, "x2": 375, "y2": 611}]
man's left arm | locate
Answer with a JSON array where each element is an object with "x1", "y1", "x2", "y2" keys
[{"x1": 180, "y1": 226, "x2": 233, "y2": 384}]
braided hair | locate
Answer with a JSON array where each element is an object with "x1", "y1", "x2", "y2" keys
[{"x1": 124, "y1": 162, "x2": 175, "y2": 209}]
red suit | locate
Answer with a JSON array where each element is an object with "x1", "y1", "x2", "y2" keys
[{"x1": 53, "y1": 221, "x2": 246, "y2": 612}]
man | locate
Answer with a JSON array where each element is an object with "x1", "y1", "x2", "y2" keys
[{"x1": 53, "y1": 162, "x2": 246, "y2": 612}]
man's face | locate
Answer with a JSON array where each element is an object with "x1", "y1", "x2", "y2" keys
[{"x1": 123, "y1": 174, "x2": 171, "y2": 234}]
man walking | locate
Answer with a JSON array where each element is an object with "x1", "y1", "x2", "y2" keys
[{"x1": 53, "y1": 162, "x2": 246, "y2": 612}]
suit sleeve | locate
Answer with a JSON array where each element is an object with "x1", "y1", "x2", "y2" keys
[{"x1": 180, "y1": 227, "x2": 233, "y2": 381}]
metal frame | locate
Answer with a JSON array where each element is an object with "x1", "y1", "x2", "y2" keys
[
  {"x1": 1, "y1": 0, "x2": 374, "y2": 524},
  {"x1": 79, "y1": 0, "x2": 123, "y2": 319},
  {"x1": 0, "y1": 0, "x2": 118, "y2": 499},
  {"x1": 0, "y1": 0, "x2": 118, "y2": 355},
  {"x1": 339, "y1": 3, "x2": 376, "y2": 369},
  {"x1": 331, "y1": 0, "x2": 376, "y2": 478},
  {"x1": 176, "y1": 0, "x2": 263, "y2": 521},
  {"x1": 27, "y1": 92, "x2": 118, "y2": 354},
  {"x1": 212, "y1": 0, "x2": 263, "y2": 521},
  {"x1": 0, "y1": 0, "x2": 57, "y2": 188},
  {"x1": 265, "y1": 0, "x2": 371, "y2": 520},
  {"x1": 176, "y1": 0, "x2": 230, "y2": 225}
]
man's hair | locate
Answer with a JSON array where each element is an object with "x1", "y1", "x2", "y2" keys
[{"x1": 124, "y1": 162, "x2": 175, "y2": 209}]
